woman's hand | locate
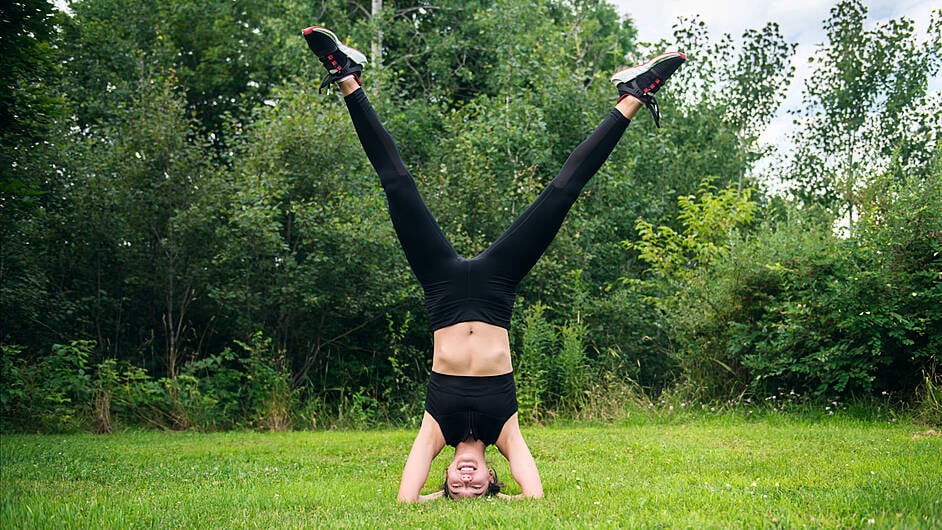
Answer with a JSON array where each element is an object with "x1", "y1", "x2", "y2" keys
[
  {"x1": 496, "y1": 492, "x2": 539, "y2": 500},
  {"x1": 418, "y1": 491, "x2": 444, "y2": 502}
]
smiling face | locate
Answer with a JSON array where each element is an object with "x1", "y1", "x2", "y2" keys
[{"x1": 444, "y1": 456, "x2": 494, "y2": 498}]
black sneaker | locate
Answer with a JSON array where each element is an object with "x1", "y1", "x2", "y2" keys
[
  {"x1": 610, "y1": 52, "x2": 686, "y2": 127},
  {"x1": 302, "y1": 26, "x2": 368, "y2": 90}
]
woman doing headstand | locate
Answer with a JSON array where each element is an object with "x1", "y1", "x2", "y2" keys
[{"x1": 302, "y1": 26, "x2": 685, "y2": 502}]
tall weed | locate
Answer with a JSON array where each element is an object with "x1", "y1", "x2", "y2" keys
[{"x1": 238, "y1": 332, "x2": 294, "y2": 431}]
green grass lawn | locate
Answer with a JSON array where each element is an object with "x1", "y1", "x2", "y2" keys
[{"x1": 2, "y1": 415, "x2": 940, "y2": 529}]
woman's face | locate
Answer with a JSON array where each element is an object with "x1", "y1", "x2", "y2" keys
[{"x1": 445, "y1": 457, "x2": 492, "y2": 498}]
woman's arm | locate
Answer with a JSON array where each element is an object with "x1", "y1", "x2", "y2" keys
[
  {"x1": 496, "y1": 414, "x2": 544, "y2": 499},
  {"x1": 397, "y1": 412, "x2": 446, "y2": 503}
]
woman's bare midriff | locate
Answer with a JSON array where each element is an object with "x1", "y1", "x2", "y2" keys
[{"x1": 432, "y1": 321, "x2": 513, "y2": 376}]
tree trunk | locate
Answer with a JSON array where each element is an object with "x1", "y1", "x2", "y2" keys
[{"x1": 371, "y1": 0, "x2": 383, "y2": 68}]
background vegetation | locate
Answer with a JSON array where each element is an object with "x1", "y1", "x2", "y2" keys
[{"x1": 1, "y1": 0, "x2": 940, "y2": 433}]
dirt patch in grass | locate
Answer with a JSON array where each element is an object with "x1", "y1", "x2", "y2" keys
[{"x1": 911, "y1": 429, "x2": 940, "y2": 439}]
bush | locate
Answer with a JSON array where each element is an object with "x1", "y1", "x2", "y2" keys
[
  {"x1": 1, "y1": 341, "x2": 95, "y2": 432},
  {"x1": 856, "y1": 171, "x2": 942, "y2": 391},
  {"x1": 628, "y1": 166, "x2": 941, "y2": 401},
  {"x1": 516, "y1": 303, "x2": 555, "y2": 422},
  {"x1": 514, "y1": 302, "x2": 596, "y2": 421},
  {"x1": 238, "y1": 332, "x2": 294, "y2": 431},
  {"x1": 726, "y1": 217, "x2": 887, "y2": 396},
  {"x1": 1, "y1": 344, "x2": 33, "y2": 431}
]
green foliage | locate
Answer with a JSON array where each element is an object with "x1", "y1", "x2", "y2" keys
[
  {"x1": 9, "y1": 333, "x2": 285, "y2": 433},
  {"x1": 728, "y1": 220, "x2": 888, "y2": 396},
  {"x1": 0, "y1": 2, "x2": 70, "y2": 352},
  {"x1": 43, "y1": 341, "x2": 96, "y2": 429},
  {"x1": 630, "y1": 178, "x2": 757, "y2": 284},
  {"x1": 855, "y1": 168, "x2": 942, "y2": 385},
  {"x1": 627, "y1": 180, "x2": 758, "y2": 397},
  {"x1": 61, "y1": 0, "x2": 312, "y2": 130},
  {"x1": 557, "y1": 317, "x2": 588, "y2": 410},
  {"x1": 635, "y1": 165, "x2": 941, "y2": 400},
  {"x1": 515, "y1": 303, "x2": 593, "y2": 420},
  {"x1": 178, "y1": 348, "x2": 245, "y2": 429},
  {"x1": 671, "y1": 16, "x2": 796, "y2": 141},
  {"x1": 0, "y1": 344, "x2": 33, "y2": 431},
  {"x1": 0, "y1": 341, "x2": 95, "y2": 432},
  {"x1": 89, "y1": 358, "x2": 205, "y2": 431},
  {"x1": 729, "y1": 161, "x2": 941, "y2": 399},
  {"x1": 2, "y1": 0, "x2": 938, "y2": 431},
  {"x1": 237, "y1": 332, "x2": 294, "y2": 431},
  {"x1": 661, "y1": 15, "x2": 796, "y2": 196},
  {"x1": 0, "y1": 0, "x2": 68, "y2": 208},
  {"x1": 377, "y1": 0, "x2": 634, "y2": 103},
  {"x1": 516, "y1": 303, "x2": 554, "y2": 421},
  {"x1": 382, "y1": 311, "x2": 427, "y2": 423}
]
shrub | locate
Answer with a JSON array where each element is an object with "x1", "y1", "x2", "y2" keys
[
  {"x1": 1, "y1": 344, "x2": 34, "y2": 431},
  {"x1": 627, "y1": 167, "x2": 940, "y2": 401},
  {"x1": 0, "y1": 341, "x2": 97, "y2": 432},
  {"x1": 516, "y1": 303, "x2": 554, "y2": 422},
  {"x1": 558, "y1": 318, "x2": 588, "y2": 411},
  {"x1": 514, "y1": 302, "x2": 597, "y2": 421},
  {"x1": 238, "y1": 332, "x2": 294, "y2": 431},
  {"x1": 626, "y1": 179, "x2": 758, "y2": 398}
]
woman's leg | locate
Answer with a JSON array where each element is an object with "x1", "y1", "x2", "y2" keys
[
  {"x1": 479, "y1": 51, "x2": 687, "y2": 282},
  {"x1": 342, "y1": 85, "x2": 458, "y2": 283},
  {"x1": 478, "y1": 103, "x2": 636, "y2": 283},
  {"x1": 304, "y1": 27, "x2": 457, "y2": 283}
]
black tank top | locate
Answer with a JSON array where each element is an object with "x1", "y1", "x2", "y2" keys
[{"x1": 424, "y1": 372, "x2": 518, "y2": 446}]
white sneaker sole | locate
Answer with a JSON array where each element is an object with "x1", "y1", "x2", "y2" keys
[{"x1": 610, "y1": 51, "x2": 685, "y2": 84}]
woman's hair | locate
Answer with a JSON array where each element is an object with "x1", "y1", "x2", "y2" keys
[{"x1": 442, "y1": 466, "x2": 504, "y2": 499}]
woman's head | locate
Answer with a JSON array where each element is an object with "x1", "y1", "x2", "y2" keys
[
  {"x1": 442, "y1": 459, "x2": 503, "y2": 499},
  {"x1": 442, "y1": 438, "x2": 504, "y2": 499}
]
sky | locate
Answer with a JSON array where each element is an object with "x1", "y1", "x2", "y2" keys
[{"x1": 611, "y1": 0, "x2": 942, "y2": 171}]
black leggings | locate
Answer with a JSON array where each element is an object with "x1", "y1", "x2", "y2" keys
[{"x1": 344, "y1": 88, "x2": 629, "y2": 326}]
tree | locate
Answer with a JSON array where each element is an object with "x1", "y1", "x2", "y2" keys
[
  {"x1": 669, "y1": 15, "x2": 796, "y2": 191},
  {"x1": 0, "y1": 0, "x2": 63, "y2": 168},
  {"x1": 786, "y1": 1, "x2": 942, "y2": 224},
  {"x1": 59, "y1": 0, "x2": 324, "y2": 132},
  {"x1": 61, "y1": 74, "x2": 209, "y2": 371},
  {"x1": 0, "y1": 0, "x2": 69, "y2": 346},
  {"x1": 187, "y1": 81, "x2": 420, "y2": 391}
]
